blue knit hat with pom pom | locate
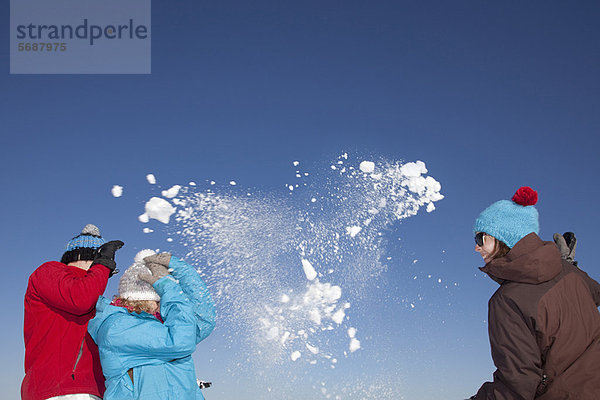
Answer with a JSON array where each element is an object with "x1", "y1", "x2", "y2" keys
[
  {"x1": 61, "y1": 224, "x2": 106, "y2": 264},
  {"x1": 473, "y1": 187, "x2": 539, "y2": 248}
]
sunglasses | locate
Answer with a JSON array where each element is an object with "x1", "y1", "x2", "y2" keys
[{"x1": 474, "y1": 232, "x2": 487, "y2": 247}]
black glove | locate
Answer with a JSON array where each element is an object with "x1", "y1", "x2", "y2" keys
[
  {"x1": 553, "y1": 232, "x2": 577, "y2": 266},
  {"x1": 92, "y1": 240, "x2": 124, "y2": 274}
]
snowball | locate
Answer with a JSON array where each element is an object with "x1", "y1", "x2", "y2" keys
[
  {"x1": 111, "y1": 185, "x2": 123, "y2": 197},
  {"x1": 189, "y1": 182, "x2": 196, "y2": 186},
  {"x1": 400, "y1": 161, "x2": 427, "y2": 177},
  {"x1": 311, "y1": 198, "x2": 317, "y2": 203},
  {"x1": 146, "y1": 174, "x2": 156, "y2": 184},
  {"x1": 291, "y1": 351, "x2": 301, "y2": 361},
  {"x1": 161, "y1": 185, "x2": 181, "y2": 199},
  {"x1": 426, "y1": 202, "x2": 435, "y2": 212},
  {"x1": 331, "y1": 308, "x2": 346, "y2": 324},
  {"x1": 144, "y1": 197, "x2": 176, "y2": 224},
  {"x1": 143, "y1": 228, "x2": 153, "y2": 233},
  {"x1": 293, "y1": 161, "x2": 299, "y2": 166},
  {"x1": 349, "y1": 338, "x2": 361, "y2": 353},
  {"x1": 324, "y1": 285, "x2": 342, "y2": 302},
  {"x1": 266, "y1": 327, "x2": 279, "y2": 340},
  {"x1": 306, "y1": 343, "x2": 319, "y2": 354},
  {"x1": 309, "y1": 309, "x2": 322, "y2": 325},
  {"x1": 301, "y1": 259, "x2": 317, "y2": 281},
  {"x1": 346, "y1": 226, "x2": 362, "y2": 237},
  {"x1": 359, "y1": 161, "x2": 375, "y2": 173},
  {"x1": 229, "y1": 181, "x2": 237, "y2": 186}
]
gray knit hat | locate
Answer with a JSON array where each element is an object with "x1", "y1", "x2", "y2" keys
[{"x1": 118, "y1": 249, "x2": 160, "y2": 301}]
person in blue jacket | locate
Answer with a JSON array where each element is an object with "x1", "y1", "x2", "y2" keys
[{"x1": 88, "y1": 250, "x2": 216, "y2": 400}]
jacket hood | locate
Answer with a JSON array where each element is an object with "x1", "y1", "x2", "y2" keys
[
  {"x1": 480, "y1": 233, "x2": 562, "y2": 285},
  {"x1": 88, "y1": 297, "x2": 128, "y2": 338}
]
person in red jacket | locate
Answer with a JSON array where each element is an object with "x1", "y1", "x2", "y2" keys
[{"x1": 22, "y1": 224, "x2": 124, "y2": 400}]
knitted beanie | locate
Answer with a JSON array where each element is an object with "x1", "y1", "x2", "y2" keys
[
  {"x1": 473, "y1": 187, "x2": 539, "y2": 248},
  {"x1": 61, "y1": 224, "x2": 107, "y2": 264},
  {"x1": 118, "y1": 249, "x2": 160, "y2": 301}
]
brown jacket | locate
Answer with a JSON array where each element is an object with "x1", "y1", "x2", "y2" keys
[{"x1": 476, "y1": 233, "x2": 600, "y2": 400}]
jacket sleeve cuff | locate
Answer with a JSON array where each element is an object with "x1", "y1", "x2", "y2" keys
[
  {"x1": 152, "y1": 275, "x2": 178, "y2": 295},
  {"x1": 90, "y1": 263, "x2": 112, "y2": 275}
]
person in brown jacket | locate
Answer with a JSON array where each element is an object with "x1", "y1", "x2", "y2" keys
[{"x1": 469, "y1": 186, "x2": 600, "y2": 400}]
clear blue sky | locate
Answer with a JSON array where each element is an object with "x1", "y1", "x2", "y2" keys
[{"x1": 2, "y1": 1, "x2": 600, "y2": 399}]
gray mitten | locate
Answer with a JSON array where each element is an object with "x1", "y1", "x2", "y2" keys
[
  {"x1": 553, "y1": 232, "x2": 577, "y2": 264},
  {"x1": 144, "y1": 253, "x2": 172, "y2": 268},
  {"x1": 139, "y1": 262, "x2": 170, "y2": 285}
]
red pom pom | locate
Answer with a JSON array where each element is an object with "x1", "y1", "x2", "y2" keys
[{"x1": 512, "y1": 186, "x2": 538, "y2": 206}]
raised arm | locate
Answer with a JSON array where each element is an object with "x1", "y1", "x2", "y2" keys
[
  {"x1": 145, "y1": 253, "x2": 216, "y2": 343},
  {"x1": 31, "y1": 262, "x2": 110, "y2": 315},
  {"x1": 91, "y1": 277, "x2": 198, "y2": 367},
  {"x1": 554, "y1": 233, "x2": 600, "y2": 306}
]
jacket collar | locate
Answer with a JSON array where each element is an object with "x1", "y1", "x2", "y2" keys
[{"x1": 480, "y1": 233, "x2": 562, "y2": 285}]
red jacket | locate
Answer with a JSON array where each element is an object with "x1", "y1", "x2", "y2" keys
[{"x1": 22, "y1": 261, "x2": 110, "y2": 400}]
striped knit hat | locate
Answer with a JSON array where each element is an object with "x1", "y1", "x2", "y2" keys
[
  {"x1": 61, "y1": 224, "x2": 106, "y2": 264},
  {"x1": 473, "y1": 187, "x2": 539, "y2": 248}
]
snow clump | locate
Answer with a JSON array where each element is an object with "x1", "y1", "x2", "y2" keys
[
  {"x1": 301, "y1": 259, "x2": 318, "y2": 281},
  {"x1": 359, "y1": 161, "x2": 375, "y2": 173},
  {"x1": 161, "y1": 185, "x2": 181, "y2": 199},
  {"x1": 139, "y1": 197, "x2": 176, "y2": 224},
  {"x1": 111, "y1": 185, "x2": 123, "y2": 198}
]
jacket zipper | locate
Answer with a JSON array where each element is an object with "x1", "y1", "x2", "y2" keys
[
  {"x1": 71, "y1": 337, "x2": 85, "y2": 380},
  {"x1": 536, "y1": 374, "x2": 549, "y2": 396}
]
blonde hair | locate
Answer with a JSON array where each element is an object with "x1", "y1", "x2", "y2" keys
[{"x1": 114, "y1": 296, "x2": 159, "y2": 314}]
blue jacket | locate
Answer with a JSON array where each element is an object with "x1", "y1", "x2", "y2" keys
[{"x1": 88, "y1": 257, "x2": 216, "y2": 400}]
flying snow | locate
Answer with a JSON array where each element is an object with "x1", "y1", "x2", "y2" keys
[
  {"x1": 301, "y1": 259, "x2": 318, "y2": 281},
  {"x1": 133, "y1": 153, "x2": 445, "y2": 399},
  {"x1": 161, "y1": 185, "x2": 181, "y2": 199},
  {"x1": 139, "y1": 197, "x2": 176, "y2": 224},
  {"x1": 111, "y1": 185, "x2": 123, "y2": 198},
  {"x1": 359, "y1": 160, "x2": 375, "y2": 173}
]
